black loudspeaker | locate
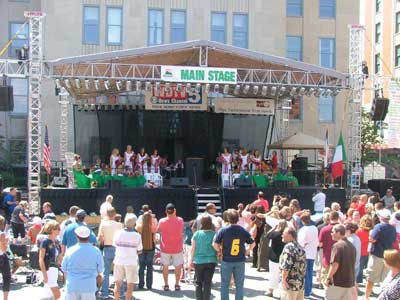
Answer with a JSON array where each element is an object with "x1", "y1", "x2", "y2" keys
[
  {"x1": 234, "y1": 177, "x2": 253, "y2": 188},
  {"x1": 0, "y1": 86, "x2": 14, "y2": 111},
  {"x1": 170, "y1": 177, "x2": 189, "y2": 187},
  {"x1": 292, "y1": 157, "x2": 308, "y2": 185},
  {"x1": 186, "y1": 158, "x2": 204, "y2": 185},
  {"x1": 370, "y1": 97, "x2": 389, "y2": 121}
]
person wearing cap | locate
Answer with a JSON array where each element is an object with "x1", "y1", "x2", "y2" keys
[
  {"x1": 113, "y1": 214, "x2": 142, "y2": 300},
  {"x1": 252, "y1": 191, "x2": 270, "y2": 212},
  {"x1": 61, "y1": 226, "x2": 104, "y2": 300},
  {"x1": 193, "y1": 203, "x2": 222, "y2": 232},
  {"x1": 364, "y1": 208, "x2": 397, "y2": 300},
  {"x1": 382, "y1": 189, "x2": 396, "y2": 211},
  {"x1": 100, "y1": 195, "x2": 113, "y2": 219},
  {"x1": 157, "y1": 203, "x2": 184, "y2": 291},
  {"x1": 61, "y1": 209, "x2": 96, "y2": 254}
]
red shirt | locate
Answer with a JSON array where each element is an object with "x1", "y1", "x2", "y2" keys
[
  {"x1": 253, "y1": 198, "x2": 269, "y2": 212},
  {"x1": 356, "y1": 228, "x2": 370, "y2": 257},
  {"x1": 158, "y1": 215, "x2": 184, "y2": 254},
  {"x1": 356, "y1": 202, "x2": 366, "y2": 217},
  {"x1": 319, "y1": 223, "x2": 337, "y2": 267}
]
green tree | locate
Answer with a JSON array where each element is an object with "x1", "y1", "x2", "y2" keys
[{"x1": 361, "y1": 109, "x2": 382, "y2": 164}]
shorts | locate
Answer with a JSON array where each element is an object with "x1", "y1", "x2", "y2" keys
[
  {"x1": 45, "y1": 267, "x2": 59, "y2": 288},
  {"x1": 11, "y1": 222, "x2": 25, "y2": 238},
  {"x1": 280, "y1": 289, "x2": 304, "y2": 300},
  {"x1": 366, "y1": 255, "x2": 388, "y2": 283},
  {"x1": 65, "y1": 292, "x2": 96, "y2": 300},
  {"x1": 325, "y1": 285, "x2": 352, "y2": 300},
  {"x1": 160, "y1": 252, "x2": 184, "y2": 267},
  {"x1": 113, "y1": 264, "x2": 138, "y2": 284}
]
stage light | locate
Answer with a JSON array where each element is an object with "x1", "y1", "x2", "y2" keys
[
  {"x1": 223, "y1": 84, "x2": 229, "y2": 94},
  {"x1": 165, "y1": 82, "x2": 171, "y2": 92},
  {"x1": 116, "y1": 80, "x2": 122, "y2": 91},
  {"x1": 195, "y1": 83, "x2": 201, "y2": 93},
  {"x1": 279, "y1": 86, "x2": 286, "y2": 96},
  {"x1": 261, "y1": 86, "x2": 268, "y2": 96},
  {"x1": 90, "y1": 104, "x2": 96, "y2": 111},
  {"x1": 83, "y1": 104, "x2": 89, "y2": 111},
  {"x1": 55, "y1": 79, "x2": 61, "y2": 89},
  {"x1": 126, "y1": 80, "x2": 132, "y2": 91},
  {"x1": 214, "y1": 84, "x2": 220, "y2": 93},
  {"x1": 85, "y1": 79, "x2": 90, "y2": 90},
  {"x1": 104, "y1": 105, "x2": 108, "y2": 111},
  {"x1": 155, "y1": 82, "x2": 161, "y2": 92},
  {"x1": 314, "y1": 88, "x2": 323, "y2": 97},
  {"x1": 145, "y1": 81, "x2": 152, "y2": 91},
  {"x1": 104, "y1": 80, "x2": 110, "y2": 90},
  {"x1": 75, "y1": 79, "x2": 81, "y2": 89},
  {"x1": 290, "y1": 87, "x2": 297, "y2": 97},
  {"x1": 299, "y1": 87, "x2": 306, "y2": 95},
  {"x1": 270, "y1": 86, "x2": 277, "y2": 97},
  {"x1": 234, "y1": 84, "x2": 240, "y2": 95},
  {"x1": 94, "y1": 79, "x2": 100, "y2": 90},
  {"x1": 64, "y1": 79, "x2": 71, "y2": 89},
  {"x1": 306, "y1": 88, "x2": 314, "y2": 96},
  {"x1": 136, "y1": 81, "x2": 142, "y2": 92},
  {"x1": 323, "y1": 89, "x2": 332, "y2": 97},
  {"x1": 186, "y1": 83, "x2": 191, "y2": 91},
  {"x1": 205, "y1": 84, "x2": 210, "y2": 93},
  {"x1": 332, "y1": 89, "x2": 340, "y2": 96},
  {"x1": 177, "y1": 83, "x2": 183, "y2": 92},
  {"x1": 253, "y1": 85, "x2": 259, "y2": 95},
  {"x1": 243, "y1": 85, "x2": 250, "y2": 95}
]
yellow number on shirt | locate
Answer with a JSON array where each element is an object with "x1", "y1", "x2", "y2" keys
[{"x1": 230, "y1": 239, "x2": 240, "y2": 256}]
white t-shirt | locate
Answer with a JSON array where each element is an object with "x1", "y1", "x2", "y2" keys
[
  {"x1": 390, "y1": 212, "x2": 400, "y2": 233},
  {"x1": 100, "y1": 201, "x2": 112, "y2": 219},
  {"x1": 113, "y1": 229, "x2": 143, "y2": 266},
  {"x1": 298, "y1": 224, "x2": 319, "y2": 259},
  {"x1": 312, "y1": 192, "x2": 326, "y2": 212}
]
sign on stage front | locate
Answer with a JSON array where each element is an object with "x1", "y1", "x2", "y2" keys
[
  {"x1": 145, "y1": 85, "x2": 207, "y2": 111},
  {"x1": 161, "y1": 66, "x2": 237, "y2": 84},
  {"x1": 214, "y1": 98, "x2": 275, "y2": 115}
]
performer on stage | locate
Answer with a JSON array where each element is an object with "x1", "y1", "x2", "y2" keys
[
  {"x1": 124, "y1": 145, "x2": 135, "y2": 172},
  {"x1": 73, "y1": 154, "x2": 85, "y2": 173},
  {"x1": 136, "y1": 147, "x2": 149, "y2": 175},
  {"x1": 150, "y1": 149, "x2": 161, "y2": 174},
  {"x1": 92, "y1": 158, "x2": 102, "y2": 174},
  {"x1": 219, "y1": 147, "x2": 233, "y2": 187},
  {"x1": 238, "y1": 148, "x2": 249, "y2": 174},
  {"x1": 250, "y1": 149, "x2": 262, "y2": 174},
  {"x1": 271, "y1": 150, "x2": 278, "y2": 171},
  {"x1": 109, "y1": 148, "x2": 121, "y2": 176}
]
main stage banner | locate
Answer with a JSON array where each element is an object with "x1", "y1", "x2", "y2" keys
[
  {"x1": 145, "y1": 86, "x2": 207, "y2": 111},
  {"x1": 214, "y1": 98, "x2": 275, "y2": 115},
  {"x1": 161, "y1": 66, "x2": 237, "y2": 84}
]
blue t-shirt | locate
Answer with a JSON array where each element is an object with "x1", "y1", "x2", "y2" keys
[
  {"x1": 3, "y1": 194, "x2": 16, "y2": 214},
  {"x1": 214, "y1": 224, "x2": 254, "y2": 262},
  {"x1": 370, "y1": 223, "x2": 397, "y2": 258},
  {"x1": 62, "y1": 222, "x2": 97, "y2": 248},
  {"x1": 192, "y1": 230, "x2": 217, "y2": 264}
]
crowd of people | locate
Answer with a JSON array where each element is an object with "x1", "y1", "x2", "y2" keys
[{"x1": 1, "y1": 187, "x2": 400, "y2": 300}]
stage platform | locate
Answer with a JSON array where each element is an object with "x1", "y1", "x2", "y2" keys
[{"x1": 40, "y1": 186, "x2": 346, "y2": 221}]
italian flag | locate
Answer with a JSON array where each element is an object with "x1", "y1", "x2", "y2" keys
[{"x1": 331, "y1": 132, "x2": 347, "y2": 179}]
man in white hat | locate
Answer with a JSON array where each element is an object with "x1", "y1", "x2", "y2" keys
[
  {"x1": 61, "y1": 226, "x2": 104, "y2": 300},
  {"x1": 364, "y1": 208, "x2": 397, "y2": 300}
]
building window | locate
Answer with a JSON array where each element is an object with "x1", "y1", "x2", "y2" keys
[
  {"x1": 233, "y1": 14, "x2": 248, "y2": 48},
  {"x1": 9, "y1": 22, "x2": 28, "y2": 57},
  {"x1": 319, "y1": 38, "x2": 335, "y2": 68},
  {"x1": 287, "y1": 0, "x2": 303, "y2": 17},
  {"x1": 375, "y1": 23, "x2": 381, "y2": 44},
  {"x1": 319, "y1": 96, "x2": 335, "y2": 123},
  {"x1": 319, "y1": 0, "x2": 336, "y2": 19},
  {"x1": 83, "y1": 6, "x2": 100, "y2": 44},
  {"x1": 375, "y1": 53, "x2": 381, "y2": 73},
  {"x1": 170, "y1": 10, "x2": 186, "y2": 43},
  {"x1": 10, "y1": 78, "x2": 28, "y2": 114},
  {"x1": 376, "y1": 0, "x2": 382, "y2": 13},
  {"x1": 211, "y1": 12, "x2": 226, "y2": 44},
  {"x1": 148, "y1": 9, "x2": 164, "y2": 46},
  {"x1": 286, "y1": 36, "x2": 303, "y2": 61},
  {"x1": 396, "y1": 12, "x2": 400, "y2": 33},
  {"x1": 106, "y1": 7, "x2": 122, "y2": 45},
  {"x1": 395, "y1": 46, "x2": 400, "y2": 67}
]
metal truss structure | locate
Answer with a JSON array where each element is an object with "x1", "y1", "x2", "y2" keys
[
  {"x1": 58, "y1": 88, "x2": 70, "y2": 165},
  {"x1": 0, "y1": 59, "x2": 28, "y2": 77},
  {"x1": 347, "y1": 25, "x2": 365, "y2": 197},
  {"x1": 26, "y1": 12, "x2": 45, "y2": 214}
]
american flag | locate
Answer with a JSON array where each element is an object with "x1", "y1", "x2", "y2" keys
[{"x1": 43, "y1": 125, "x2": 51, "y2": 175}]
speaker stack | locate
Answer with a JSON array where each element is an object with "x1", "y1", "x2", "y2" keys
[{"x1": 0, "y1": 86, "x2": 14, "y2": 111}]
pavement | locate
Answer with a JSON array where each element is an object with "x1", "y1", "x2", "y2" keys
[{"x1": 1, "y1": 258, "x2": 381, "y2": 300}]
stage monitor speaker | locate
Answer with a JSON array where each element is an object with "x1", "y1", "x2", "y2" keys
[
  {"x1": 234, "y1": 177, "x2": 253, "y2": 188},
  {"x1": 52, "y1": 176, "x2": 67, "y2": 187},
  {"x1": 186, "y1": 158, "x2": 204, "y2": 185},
  {"x1": 0, "y1": 86, "x2": 14, "y2": 111},
  {"x1": 292, "y1": 157, "x2": 308, "y2": 171},
  {"x1": 370, "y1": 97, "x2": 389, "y2": 121},
  {"x1": 170, "y1": 177, "x2": 189, "y2": 187}
]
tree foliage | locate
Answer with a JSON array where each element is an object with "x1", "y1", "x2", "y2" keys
[{"x1": 361, "y1": 109, "x2": 382, "y2": 164}]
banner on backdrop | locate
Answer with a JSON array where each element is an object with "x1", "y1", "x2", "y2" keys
[
  {"x1": 145, "y1": 85, "x2": 207, "y2": 111},
  {"x1": 214, "y1": 98, "x2": 275, "y2": 115},
  {"x1": 161, "y1": 66, "x2": 237, "y2": 84}
]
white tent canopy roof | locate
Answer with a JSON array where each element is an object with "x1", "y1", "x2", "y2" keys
[{"x1": 268, "y1": 132, "x2": 330, "y2": 150}]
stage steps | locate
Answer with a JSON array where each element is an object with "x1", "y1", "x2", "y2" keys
[{"x1": 196, "y1": 192, "x2": 222, "y2": 216}]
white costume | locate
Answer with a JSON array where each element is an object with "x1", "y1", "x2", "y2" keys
[
  {"x1": 239, "y1": 154, "x2": 249, "y2": 173},
  {"x1": 137, "y1": 153, "x2": 149, "y2": 175},
  {"x1": 110, "y1": 154, "x2": 119, "y2": 176},
  {"x1": 124, "y1": 151, "x2": 135, "y2": 170},
  {"x1": 220, "y1": 153, "x2": 232, "y2": 187},
  {"x1": 150, "y1": 154, "x2": 161, "y2": 174}
]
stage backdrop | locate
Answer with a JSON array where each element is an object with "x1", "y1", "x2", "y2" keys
[{"x1": 74, "y1": 108, "x2": 224, "y2": 168}]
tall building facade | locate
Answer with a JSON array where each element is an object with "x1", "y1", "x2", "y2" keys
[{"x1": 0, "y1": 0, "x2": 359, "y2": 165}]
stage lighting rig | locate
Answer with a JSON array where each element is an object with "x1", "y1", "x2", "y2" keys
[
  {"x1": 104, "y1": 80, "x2": 110, "y2": 90},
  {"x1": 186, "y1": 83, "x2": 191, "y2": 91},
  {"x1": 145, "y1": 81, "x2": 152, "y2": 91},
  {"x1": 253, "y1": 85, "x2": 259, "y2": 95},
  {"x1": 243, "y1": 85, "x2": 250, "y2": 95},
  {"x1": 261, "y1": 86, "x2": 268, "y2": 96},
  {"x1": 205, "y1": 84, "x2": 210, "y2": 93},
  {"x1": 279, "y1": 86, "x2": 286, "y2": 96},
  {"x1": 299, "y1": 87, "x2": 306, "y2": 96},
  {"x1": 126, "y1": 80, "x2": 132, "y2": 91},
  {"x1": 75, "y1": 79, "x2": 81, "y2": 89},
  {"x1": 64, "y1": 79, "x2": 71, "y2": 89},
  {"x1": 94, "y1": 79, "x2": 100, "y2": 90},
  {"x1": 234, "y1": 84, "x2": 240, "y2": 95},
  {"x1": 195, "y1": 83, "x2": 201, "y2": 93},
  {"x1": 214, "y1": 84, "x2": 220, "y2": 93},
  {"x1": 116, "y1": 80, "x2": 122, "y2": 91},
  {"x1": 136, "y1": 81, "x2": 142, "y2": 92},
  {"x1": 290, "y1": 87, "x2": 297, "y2": 97},
  {"x1": 270, "y1": 86, "x2": 277, "y2": 97},
  {"x1": 223, "y1": 85, "x2": 229, "y2": 94},
  {"x1": 84, "y1": 79, "x2": 90, "y2": 90},
  {"x1": 55, "y1": 79, "x2": 61, "y2": 89}
]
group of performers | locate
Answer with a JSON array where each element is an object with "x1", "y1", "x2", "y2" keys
[{"x1": 217, "y1": 147, "x2": 278, "y2": 187}]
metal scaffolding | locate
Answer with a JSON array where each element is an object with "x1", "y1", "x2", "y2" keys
[{"x1": 347, "y1": 25, "x2": 365, "y2": 196}]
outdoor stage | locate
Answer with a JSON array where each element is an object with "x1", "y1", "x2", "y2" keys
[{"x1": 40, "y1": 185, "x2": 346, "y2": 220}]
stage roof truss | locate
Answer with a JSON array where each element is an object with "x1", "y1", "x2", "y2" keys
[{"x1": 0, "y1": 59, "x2": 28, "y2": 78}]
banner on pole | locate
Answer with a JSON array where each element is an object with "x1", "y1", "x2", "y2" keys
[{"x1": 214, "y1": 98, "x2": 275, "y2": 115}]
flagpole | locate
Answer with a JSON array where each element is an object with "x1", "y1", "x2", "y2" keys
[{"x1": 47, "y1": 173, "x2": 50, "y2": 187}]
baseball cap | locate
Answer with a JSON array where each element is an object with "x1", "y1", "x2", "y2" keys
[
  {"x1": 377, "y1": 209, "x2": 391, "y2": 219},
  {"x1": 166, "y1": 203, "x2": 175, "y2": 210},
  {"x1": 76, "y1": 209, "x2": 87, "y2": 218},
  {"x1": 75, "y1": 226, "x2": 90, "y2": 238}
]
